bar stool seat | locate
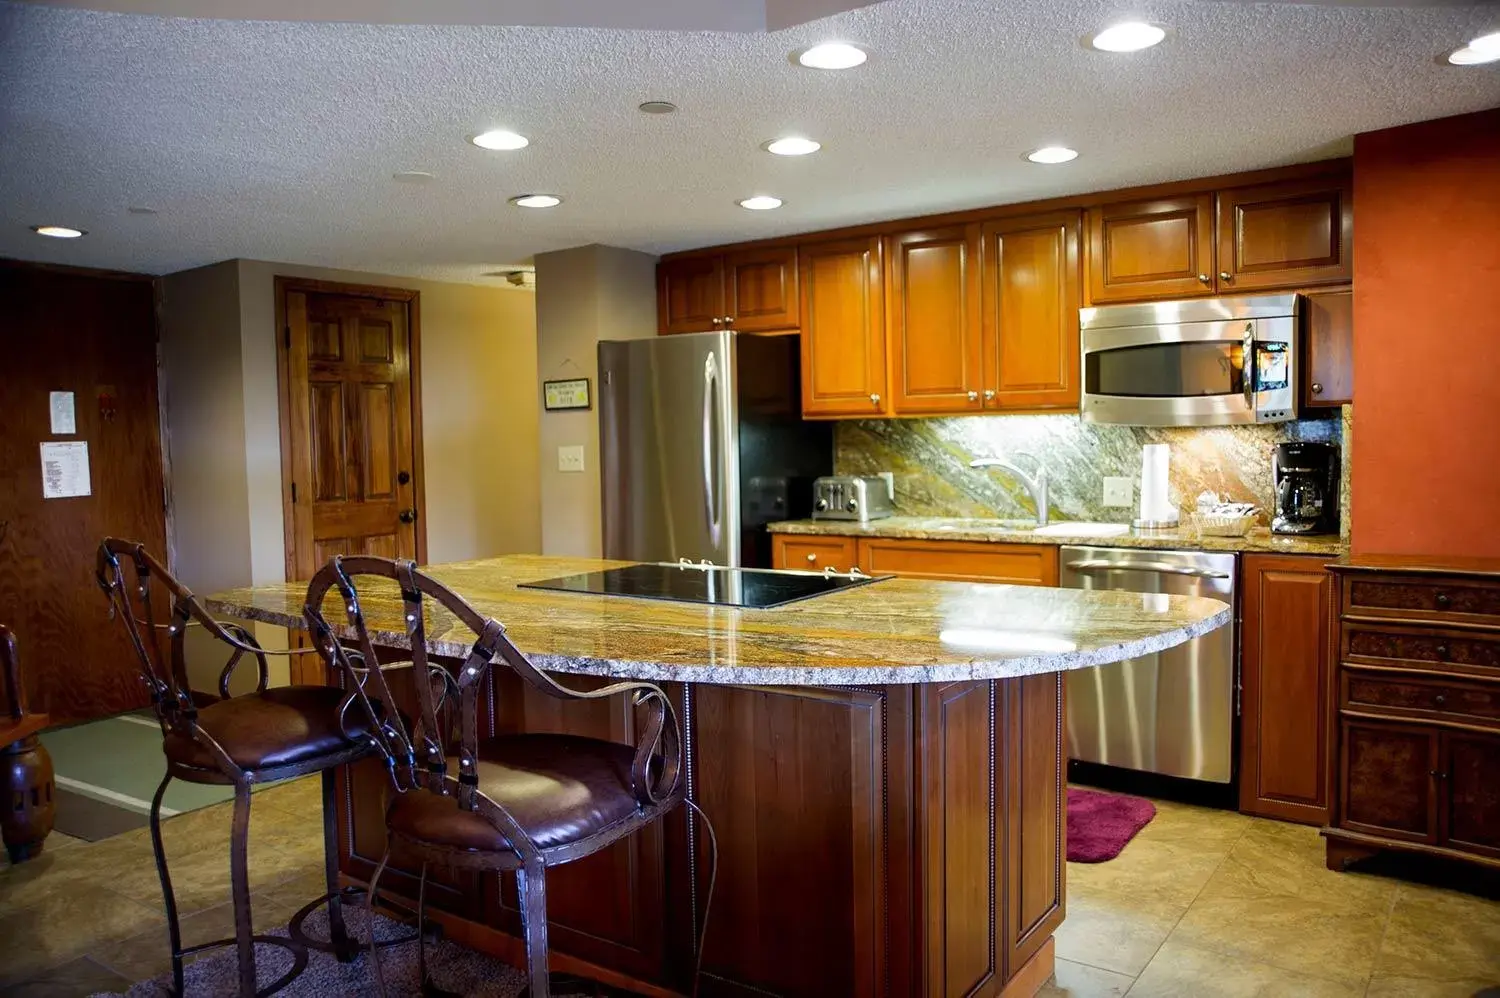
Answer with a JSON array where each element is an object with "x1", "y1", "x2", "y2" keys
[
  {"x1": 162, "y1": 686, "x2": 378, "y2": 772},
  {"x1": 386, "y1": 733, "x2": 650, "y2": 855}
]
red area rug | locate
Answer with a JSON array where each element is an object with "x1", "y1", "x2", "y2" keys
[{"x1": 1067, "y1": 787, "x2": 1156, "y2": 863}]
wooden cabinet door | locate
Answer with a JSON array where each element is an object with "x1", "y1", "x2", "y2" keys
[
  {"x1": 1441, "y1": 732, "x2": 1500, "y2": 859},
  {"x1": 725, "y1": 246, "x2": 799, "y2": 333},
  {"x1": 1304, "y1": 287, "x2": 1353, "y2": 409},
  {"x1": 657, "y1": 256, "x2": 725, "y2": 335},
  {"x1": 1086, "y1": 195, "x2": 1214, "y2": 303},
  {"x1": 1340, "y1": 719, "x2": 1440, "y2": 844},
  {"x1": 799, "y1": 236, "x2": 888, "y2": 417},
  {"x1": 980, "y1": 212, "x2": 1082, "y2": 412},
  {"x1": 1216, "y1": 177, "x2": 1353, "y2": 292},
  {"x1": 886, "y1": 224, "x2": 983, "y2": 414},
  {"x1": 1239, "y1": 555, "x2": 1334, "y2": 824},
  {"x1": 772, "y1": 533, "x2": 859, "y2": 574}
]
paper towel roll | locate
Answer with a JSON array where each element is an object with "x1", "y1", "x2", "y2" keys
[{"x1": 1138, "y1": 444, "x2": 1174, "y2": 523}]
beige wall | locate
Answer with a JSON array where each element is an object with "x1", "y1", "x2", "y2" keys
[{"x1": 533, "y1": 244, "x2": 658, "y2": 556}]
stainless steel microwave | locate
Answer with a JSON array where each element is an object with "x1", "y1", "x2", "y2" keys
[{"x1": 1080, "y1": 294, "x2": 1299, "y2": 427}]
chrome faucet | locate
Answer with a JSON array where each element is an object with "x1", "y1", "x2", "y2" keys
[{"x1": 970, "y1": 455, "x2": 1049, "y2": 527}]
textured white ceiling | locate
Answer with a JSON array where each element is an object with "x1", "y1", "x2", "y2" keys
[{"x1": 2, "y1": 0, "x2": 1498, "y2": 284}]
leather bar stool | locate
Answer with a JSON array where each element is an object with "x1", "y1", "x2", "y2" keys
[
  {"x1": 303, "y1": 555, "x2": 716, "y2": 998},
  {"x1": 96, "y1": 539, "x2": 394, "y2": 997}
]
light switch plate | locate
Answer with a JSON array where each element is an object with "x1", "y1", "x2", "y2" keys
[
  {"x1": 557, "y1": 445, "x2": 585, "y2": 473},
  {"x1": 1103, "y1": 476, "x2": 1133, "y2": 508}
]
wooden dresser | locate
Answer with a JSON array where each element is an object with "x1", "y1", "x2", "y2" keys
[{"x1": 1324, "y1": 557, "x2": 1500, "y2": 872}]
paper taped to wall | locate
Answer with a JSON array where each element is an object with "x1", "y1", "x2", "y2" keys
[
  {"x1": 40, "y1": 440, "x2": 91, "y2": 498},
  {"x1": 49, "y1": 390, "x2": 76, "y2": 434}
]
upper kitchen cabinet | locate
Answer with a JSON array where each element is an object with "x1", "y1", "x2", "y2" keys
[
  {"x1": 657, "y1": 245, "x2": 799, "y2": 334},
  {"x1": 1086, "y1": 194, "x2": 1215, "y2": 303},
  {"x1": 980, "y1": 211, "x2": 1082, "y2": 412},
  {"x1": 1216, "y1": 177, "x2": 1353, "y2": 292},
  {"x1": 886, "y1": 224, "x2": 983, "y2": 414},
  {"x1": 1304, "y1": 287, "x2": 1354, "y2": 409},
  {"x1": 657, "y1": 255, "x2": 725, "y2": 335},
  {"x1": 800, "y1": 236, "x2": 888, "y2": 417}
]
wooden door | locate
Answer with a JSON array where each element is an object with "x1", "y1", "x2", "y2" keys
[
  {"x1": 1304, "y1": 287, "x2": 1353, "y2": 409},
  {"x1": 1339, "y1": 719, "x2": 1440, "y2": 844},
  {"x1": 1002, "y1": 673, "x2": 1065, "y2": 978},
  {"x1": 1441, "y1": 732, "x2": 1500, "y2": 859},
  {"x1": 886, "y1": 224, "x2": 983, "y2": 414},
  {"x1": 0, "y1": 263, "x2": 165, "y2": 721},
  {"x1": 281, "y1": 285, "x2": 422, "y2": 591},
  {"x1": 657, "y1": 256, "x2": 726, "y2": 335},
  {"x1": 799, "y1": 236, "x2": 888, "y2": 417},
  {"x1": 1086, "y1": 195, "x2": 1214, "y2": 303},
  {"x1": 1239, "y1": 555, "x2": 1335, "y2": 824},
  {"x1": 725, "y1": 246, "x2": 798, "y2": 333},
  {"x1": 1216, "y1": 177, "x2": 1353, "y2": 292},
  {"x1": 980, "y1": 212, "x2": 1082, "y2": 412}
]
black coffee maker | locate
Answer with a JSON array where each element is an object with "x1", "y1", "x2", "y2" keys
[{"x1": 1271, "y1": 442, "x2": 1340, "y2": 535}]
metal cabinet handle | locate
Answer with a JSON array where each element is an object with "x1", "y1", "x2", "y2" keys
[
  {"x1": 1197, "y1": 274, "x2": 1211, "y2": 284},
  {"x1": 869, "y1": 393, "x2": 881, "y2": 406},
  {"x1": 1219, "y1": 271, "x2": 1233, "y2": 282},
  {"x1": 806, "y1": 552, "x2": 818, "y2": 563},
  {"x1": 1435, "y1": 644, "x2": 1450, "y2": 659},
  {"x1": 967, "y1": 391, "x2": 979, "y2": 402},
  {"x1": 1430, "y1": 770, "x2": 1449, "y2": 780},
  {"x1": 711, "y1": 317, "x2": 722, "y2": 326},
  {"x1": 1065, "y1": 559, "x2": 1231, "y2": 580},
  {"x1": 983, "y1": 389, "x2": 996, "y2": 401},
  {"x1": 1434, "y1": 694, "x2": 1448, "y2": 707},
  {"x1": 1311, "y1": 383, "x2": 1324, "y2": 395},
  {"x1": 1435, "y1": 592, "x2": 1451, "y2": 608}
]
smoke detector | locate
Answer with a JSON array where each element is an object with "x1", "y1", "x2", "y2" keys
[{"x1": 484, "y1": 269, "x2": 536, "y2": 289}]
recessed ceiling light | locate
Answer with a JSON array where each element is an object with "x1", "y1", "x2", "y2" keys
[
  {"x1": 1088, "y1": 22, "x2": 1167, "y2": 53},
  {"x1": 638, "y1": 101, "x2": 678, "y2": 114},
  {"x1": 1026, "y1": 146, "x2": 1079, "y2": 165},
  {"x1": 510, "y1": 194, "x2": 562, "y2": 208},
  {"x1": 795, "y1": 42, "x2": 867, "y2": 70},
  {"x1": 31, "y1": 225, "x2": 85, "y2": 238},
  {"x1": 1447, "y1": 31, "x2": 1500, "y2": 65},
  {"x1": 739, "y1": 196, "x2": 783, "y2": 211},
  {"x1": 471, "y1": 130, "x2": 529, "y2": 151},
  {"x1": 764, "y1": 137, "x2": 822, "y2": 156},
  {"x1": 1470, "y1": 30, "x2": 1500, "y2": 55}
]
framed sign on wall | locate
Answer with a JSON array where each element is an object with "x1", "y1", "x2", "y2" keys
[{"x1": 543, "y1": 378, "x2": 592, "y2": 411}]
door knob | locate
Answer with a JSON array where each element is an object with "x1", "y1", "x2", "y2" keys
[
  {"x1": 397, "y1": 470, "x2": 411, "y2": 485},
  {"x1": 1219, "y1": 271, "x2": 1233, "y2": 282},
  {"x1": 399, "y1": 508, "x2": 416, "y2": 524},
  {"x1": 1311, "y1": 383, "x2": 1324, "y2": 396}
]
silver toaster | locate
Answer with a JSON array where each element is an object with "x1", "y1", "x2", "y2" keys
[{"x1": 812, "y1": 475, "x2": 894, "y2": 522}]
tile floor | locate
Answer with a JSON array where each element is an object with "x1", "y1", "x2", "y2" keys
[{"x1": 2, "y1": 783, "x2": 1498, "y2": 997}]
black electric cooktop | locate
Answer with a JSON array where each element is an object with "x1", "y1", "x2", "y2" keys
[{"x1": 519, "y1": 562, "x2": 884, "y2": 609}]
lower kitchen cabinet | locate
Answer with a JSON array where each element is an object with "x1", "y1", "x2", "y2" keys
[
  {"x1": 1239, "y1": 554, "x2": 1336, "y2": 824},
  {"x1": 1339, "y1": 718, "x2": 1440, "y2": 844},
  {"x1": 771, "y1": 533, "x2": 858, "y2": 574},
  {"x1": 858, "y1": 538, "x2": 1058, "y2": 586}
]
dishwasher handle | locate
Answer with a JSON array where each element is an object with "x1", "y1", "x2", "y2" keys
[{"x1": 1065, "y1": 559, "x2": 1231, "y2": 580}]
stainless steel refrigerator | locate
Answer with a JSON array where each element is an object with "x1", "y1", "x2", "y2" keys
[{"x1": 599, "y1": 331, "x2": 832, "y2": 567}]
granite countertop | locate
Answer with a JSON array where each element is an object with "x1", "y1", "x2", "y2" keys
[
  {"x1": 205, "y1": 554, "x2": 1230, "y2": 687},
  {"x1": 769, "y1": 516, "x2": 1347, "y2": 557}
]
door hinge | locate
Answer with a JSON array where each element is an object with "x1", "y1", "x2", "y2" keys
[{"x1": 291, "y1": 482, "x2": 297, "y2": 503}]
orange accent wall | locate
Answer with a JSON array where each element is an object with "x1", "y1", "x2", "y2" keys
[{"x1": 1351, "y1": 107, "x2": 1500, "y2": 560}]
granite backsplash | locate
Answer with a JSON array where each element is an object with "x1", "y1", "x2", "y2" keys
[{"x1": 834, "y1": 414, "x2": 1345, "y2": 526}]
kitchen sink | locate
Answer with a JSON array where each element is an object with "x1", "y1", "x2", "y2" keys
[
  {"x1": 1030, "y1": 522, "x2": 1132, "y2": 538},
  {"x1": 929, "y1": 519, "x2": 1038, "y2": 532}
]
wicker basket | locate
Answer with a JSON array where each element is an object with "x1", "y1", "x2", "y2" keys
[{"x1": 1192, "y1": 512, "x2": 1257, "y2": 537}]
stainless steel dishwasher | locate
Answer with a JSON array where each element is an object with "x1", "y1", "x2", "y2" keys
[{"x1": 1061, "y1": 545, "x2": 1237, "y2": 783}]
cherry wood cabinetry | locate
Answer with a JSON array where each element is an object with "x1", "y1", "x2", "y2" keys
[
  {"x1": 1240, "y1": 554, "x2": 1337, "y2": 825},
  {"x1": 799, "y1": 237, "x2": 888, "y2": 417},
  {"x1": 1086, "y1": 195, "x2": 1215, "y2": 303},
  {"x1": 1304, "y1": 287, "x2": 1353, "y2": 409},
  {"x1": 770, "y1": 533, "x2": 859, "y2": 574},
  {"x1": 658, "y1": 246, "x2": 799, "y2": 335},
  {"x1": 1325, "y1": 559, "x2": 1500, "y2": 872},
  {"x1": 886, "y1": 224, "x2": 984, "y2": 414},
  {"x1": 980, "y1": 212, "x2": 1082, "y2": 412},
  {"x1": 1216, "y1": 177, "x2": 1353, "y2": 292},
  {"x1": 856, "y1": 538, "x2": 1059, "y2": 586}
]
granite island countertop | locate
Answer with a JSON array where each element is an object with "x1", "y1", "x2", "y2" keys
[
  {"x1": 206, "y1": 554, "x2": 1231, "y2": 687},
  {"x1": 769, "y1": 516, "x2": 1347, "y2": 557}
]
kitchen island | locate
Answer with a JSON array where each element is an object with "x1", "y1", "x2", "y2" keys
[{"x1": 208, "y1": 555, "x2": 1230, "y2": 998}]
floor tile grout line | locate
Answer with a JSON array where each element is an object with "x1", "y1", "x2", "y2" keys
[{"x1": 1361, "y1": 883, "x2": 1403, "y2": 997}]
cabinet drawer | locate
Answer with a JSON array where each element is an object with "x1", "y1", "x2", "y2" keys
[
  {"x1": 772, "y1": 535, "x2": 858, "y2": 573},
  {"x1": 1345, "y1": 623, "x2": 1500, "y2": 678},
  {"x1": 1345, "y1": 575, "x2": 1500, "y2": 624},
  {"x1": 1343, "y1": 669, "x2": 1500, "y2": 729},
  {"x1": 856, "y1": 538, "x2": 1057, "y2": 585}
]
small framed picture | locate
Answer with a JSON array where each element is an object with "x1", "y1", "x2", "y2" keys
[{"x1": 543, "y1": 378, "x2": 592, "y2": 411}]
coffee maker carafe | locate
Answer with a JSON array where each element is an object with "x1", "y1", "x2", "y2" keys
[{"x1": 1271, "y1": 442, "x2": 1339, "y2": 535}]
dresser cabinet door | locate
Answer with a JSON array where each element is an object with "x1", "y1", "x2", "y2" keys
[
  {"x1": 658, "y1": 256, "x2": 726, "y2": 335},
  {"x1": 1303, "y1": 287, "x2": 1353, "y2": 409},
  {"x1": 887, "y1": 224, "x2": 983, "y2": 414},
  {"x1": 1086, "y1": 195, "x2": 1214, "y2": 303},
  {"x1": 1340, "y1": 720, "x2": 1439, "y2": 844},
  {"x1": 799, "y1": 237, "x2": 888, "y2": 417},
  {"x1": 1215, "y1": 177, "x2": 1353, "y2": 292},
  {"x1": 726, "y1": 246, "x2": 799, "y2": 332},
  {"x1": 980, "y1": 211, "x2": 1081, "y2": 412},
  {"x1": 1442, "y1": 732, "x2": 1500, "y2": 859}
]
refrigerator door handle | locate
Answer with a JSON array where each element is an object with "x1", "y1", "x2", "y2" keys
[{"x1": 702, "y1": 353, "x2": 721, "y2": 544}]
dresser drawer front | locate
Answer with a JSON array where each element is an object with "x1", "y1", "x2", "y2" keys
[
  {"x1": 1345, "y1": 624, "x2": 1500, "y2": 676},
  {"x1": 773, "y1": 535, "x2": 858, "y2": 573},
  {"x1": 1343, "y1": 670, "x2": 1500, "y2": 728},
  {"x1": 1345, "y1": 576, "x2": 1500, "y2": 624}
]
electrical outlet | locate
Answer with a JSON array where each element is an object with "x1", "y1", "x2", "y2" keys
[
  {"x1": 557, "y1": 445, "x2": 585, "y2": 473},
  {"x1": 1103, "y1": 476, "x2": 1133, "y2": 508}
]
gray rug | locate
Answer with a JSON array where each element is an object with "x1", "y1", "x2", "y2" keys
[{"x1": 92, "y1": 908, "x2": 599, "y2": 997}]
